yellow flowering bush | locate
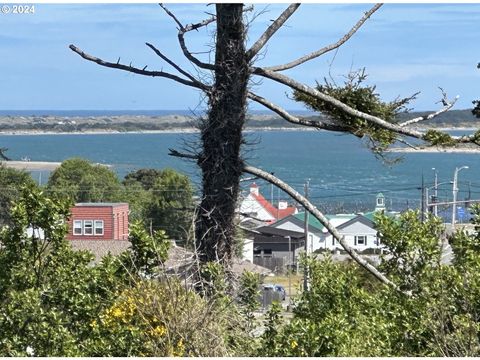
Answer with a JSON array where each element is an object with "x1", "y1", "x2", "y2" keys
[{"x1": 85, "y1": 278, "x2": 246, "y2": 356}]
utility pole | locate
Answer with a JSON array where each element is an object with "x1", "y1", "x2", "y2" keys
[
  {"x1": 421, "y1": 173, "x2": 426, "y2": 222},
  {"x1": 467, "y1": 181, "x2": 471, "y2": 208},
  {"x1": 452, "y1": 166, "x2": 469, "y2": 227},
  {"x1": 303, "y1": 179, "x2": 310, "y2": 292},
  {"x1": 432, "y1": 168, "x2": 438, "y2": 217},
  {"x1": 270, "y1": 183, "x2": 274, "y2": 206},
  {"x1": 287, "y1": 235, "x2": 292, "y2": 306}
]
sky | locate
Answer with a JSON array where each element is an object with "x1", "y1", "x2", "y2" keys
[{"x1": 0, "y1": 3, "x2": 479, "y2": 112}]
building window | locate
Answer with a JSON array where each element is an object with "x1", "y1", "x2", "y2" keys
[
  {"x1": 355, "y1": 235, "x2": 367, "y2": 246},
  {"x1": 263, "y1": 249, "x2": 272, "y2": 257},
  {"x1": 377, "y1": 197, "x2": 384, "y2": 206},
  {"x1": 83, "y1": 220, "x2": 93, "y2": 235},
  {"x1": 94, "y1": 220, "x2": 104, "y2": 235},
  {"x1": 73, "y1": 220, "x2": 82, "y2": 235}
]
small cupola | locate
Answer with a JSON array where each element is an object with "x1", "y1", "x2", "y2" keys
[{"x1": 375, "y1": 193, "x2": 386, "y2": 212}]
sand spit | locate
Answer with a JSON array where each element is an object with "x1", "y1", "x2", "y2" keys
[
  {"x1": 388, "y1": 146, "x2": 480, "y2": 154},
  {"x1": 3, "y1": 161, "x2": 63, "y2": 171}
]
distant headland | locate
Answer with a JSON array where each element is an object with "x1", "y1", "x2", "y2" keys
[{"x1": 0, "y1": 109, "x2": 477, "y2": 134}]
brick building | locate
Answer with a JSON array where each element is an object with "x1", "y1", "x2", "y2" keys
[{"x1": 67, "y1": 203, "x2": 129, "y2": 241}]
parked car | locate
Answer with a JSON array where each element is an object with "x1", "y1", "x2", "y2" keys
[{"x1": 262, "y1": 284, "x2": 286, "y2": 301}]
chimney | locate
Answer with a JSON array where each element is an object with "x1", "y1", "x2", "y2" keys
[
  {"x1": 278, "y1": 200, "x2": 288, "y2": 210},
  {"x1": 250, "y1": 182, "x2": 259, "y2": 196}
]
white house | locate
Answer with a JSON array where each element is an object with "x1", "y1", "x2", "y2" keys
[
  {"x1": 325, "y1": 215, "x2": 380, "y2": 251},
  {"x1": 270, "y1": 192, "x2": 401, "y2": 252},
  {"x1": 238, "y1": 183, "x2": 298, "y2": 224},
  {"x1": 271, "y1": 212, "x2": 353, "y2": 252},
  {"x1": 271, "y1": 212, "x2": 381, "y2": 252}
]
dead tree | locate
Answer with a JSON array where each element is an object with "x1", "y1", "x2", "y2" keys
[{"x1": 69, "y1": 3, "x2": 478, "y2": 288}]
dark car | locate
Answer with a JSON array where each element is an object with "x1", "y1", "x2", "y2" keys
[{"x1": 263, "y1": 284, "x2": 286, "y2": 301}]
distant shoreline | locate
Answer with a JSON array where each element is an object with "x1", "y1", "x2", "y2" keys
[
  {"x1": 2, "y1": 160, "x2": 62, "y2": 171},
  {"x1": 0, "y1": 127, "x2": 321, "y2": 136},
  {"x1": 388, "y1": 146, "x2": 480, "y2": 154},
  {"x1": 0, "y1": 126, "x2": 477, "y2": 136},
  {"x1": 0, "y1": 109, "x2": 478, "y2": 136}
]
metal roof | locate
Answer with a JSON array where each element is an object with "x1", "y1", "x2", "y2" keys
[
  {"x1": 75, "y1": 202, "x2": 128, "y2": 207},
  {"x1": 256, "y1": 226, "x2": 305, "y2": 239},
  {"x1": 293, "y1": 212, "x2": 355, "y2": 231}
]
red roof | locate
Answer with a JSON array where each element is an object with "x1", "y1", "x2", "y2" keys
[{"x1": 251, "y1": 192, "x2": 297, "y2": 220}]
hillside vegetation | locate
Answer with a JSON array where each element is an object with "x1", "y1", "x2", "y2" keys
[{"x1": 0, "y1": 109, "x2": 477, "y2": 133}]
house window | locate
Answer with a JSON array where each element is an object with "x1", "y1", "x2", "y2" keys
[
  {"x1": 263, "y1": 249, "x2": 272, "y2": 257},
  {"x1": 94, "y1": 220, "x2": 104, "y2": 235},
  {"x1": 377, "y1": 197, "x2": 384, "y2": 206},
  {"x1": 355, "y1": 235, "x2": 367, "y2": 246},
  {"x1": 73, "y1": 220, "x2": 82, "y2": 235},
  {"x1": 83, "y1": 220, "x2": 93, "y2": 235}
]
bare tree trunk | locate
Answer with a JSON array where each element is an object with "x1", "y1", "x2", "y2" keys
[{"x1": 196, "y1": 4, "x2": 249, "y2": 265}]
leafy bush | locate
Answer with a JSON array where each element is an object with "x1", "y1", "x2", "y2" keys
[
  {"x1": 0, "y1": 186, "x2": 255, "y2": 357},
  {"x1": 259, "y1": 210, "x2": 480, "y2": 356},
  {"x1": 85, "y1": 279, "x2": 252, "y2": 356}
]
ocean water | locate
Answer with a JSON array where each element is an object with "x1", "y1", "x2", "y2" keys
[{"x1": 0, "y1": 130, "x2": 478, "y2": 213}]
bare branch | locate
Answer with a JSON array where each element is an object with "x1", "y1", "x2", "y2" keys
[
  {"x1": 145, "y1": 42, "x2": 209, "y2": 90},
  {"x1": 183, "y1": 14, "x2": 217, "y2": 32},
  {"x1": 237, "y1": 224, "x2": 261, "y2": 235},
  {"x1": 158, "y1": 3, "x2": 184, "y2": 28},
  {"x1": 236, "y1": 211, "x2": 268, "y2": 223},
  {"x1": 396, "y1": 137, "x2": 418, "y2": 150},
  {"x1": 168, "y1": 148, "x2": 199, "y2": 160},
  {"x1": 246, "y1": 3, "x2": 301, "y2": 61},
  {"x1": 266, "y1": 3, "x2": 383, "y2": 72},
  {"x1": 69, "y1": 44, "x2": 205, "y2": 90},
  {"x1": 239, "y1": 175, "x2": 259, "y2": 182},
  {"x1": 159, "y1": 3, "x2": 216, "y2": 71},
  {"x1": 252, "y1": 67, "x2": 425, "y2": 139},
  {"x1": 248, "y1": 91, "x2": 350, "y2": 132},
  {"x1": 398, "y1": 94, "x2": 459, "y2": 127},
  {"x1": 251, "y1": 70, "x2": 477, "y2": 147},
  {"x1": 243, "y1": 164, "x2": 402, "y2": 290}
]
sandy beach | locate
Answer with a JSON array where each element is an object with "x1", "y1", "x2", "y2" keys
[
  {"x1": 0, "y1": 128, "x2": 199, "y2": 136},
  {"x1": 388, "y1": 146, "x2": 480, "y2": 153},
  {"x1": 2, "y1": 161, "x2": 63, "y2": 171}
]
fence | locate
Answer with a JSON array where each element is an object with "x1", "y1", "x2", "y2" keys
[{"x1": 253, "y1": 257, "x2": 286, "y2": 274}]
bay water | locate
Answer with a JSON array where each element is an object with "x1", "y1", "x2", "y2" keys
[{"x1": 0, "y1": 130, "x2": 478, "y2": 213}]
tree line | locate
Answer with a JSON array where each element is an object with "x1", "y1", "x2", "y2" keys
[
  {"x1": 2, "y1": 173, "x2": 480, "y2": 355},
  {"x1": 0, "y1": 158, "x2": 194, "y2": 242}
]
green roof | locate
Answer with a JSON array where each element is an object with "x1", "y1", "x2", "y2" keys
[
  {"x1": 363, "y1": 210, "x2": 399, "y2": 222},
  {"x1": 363, "y1": 211, "x2": 377, "y2": 222},
  {"x1": 293, "y1": 210, "x2": 399, "y2": 231},
  {"x1": 293, "y1": 212, "x2": 355, "y2": 231}
]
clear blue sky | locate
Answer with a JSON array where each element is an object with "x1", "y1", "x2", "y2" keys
[{"x1": 0, "y1": 3, "x2": 479, "y2": 112}]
